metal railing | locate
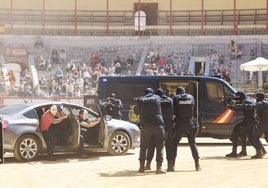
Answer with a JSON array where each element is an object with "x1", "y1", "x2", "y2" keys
[{"x1": 0, "y1": 8, "x2": 266, "y2": 36}]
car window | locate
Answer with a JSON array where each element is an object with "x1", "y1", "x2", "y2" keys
[
  {"x1": 61, "y1": 105, "x2": 71, "y2": 115},
  {"x1": 0, "y1": 105, "x2": 28, "y2": 115},
  {"x1": 69, "y1": 106, "x2": 98, "y2": 120},
  {"x1": 23, "y1": 109, "x2": 38, "y2": 119}
]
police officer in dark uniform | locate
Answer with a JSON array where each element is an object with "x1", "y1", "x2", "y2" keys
[
  {"x1": 243, "y1": 91, "x2": 267, "y2": 158},
  {"x1": 225, "y1": 91, "x2": 256, "y2": 157},
  {"x1": 134, "y1": 88, "x2": 166, "y2": 174},
  {"x1": 144, "y1": 88, "x2": 174, "y2": 172},
  {"x1": 172, "y1": 86, "x2": 201, "y2": 171},
  {"x1": 101, "y1": 93, "x2": 123, "y2": 119},
  {"x1": 155, "y1": 88, "x2": 175, "y2": 171}
]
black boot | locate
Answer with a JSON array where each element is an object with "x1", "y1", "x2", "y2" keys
[
  {"x1": 138, "y1": 161, "x2": 145, "y2": 173},
  {"x1": 144, "y1": 160, "x2": 151, "y2": 170},
  {"x1": 195, "y1": 159, "x2": 201, "y2": 171},
  {"x1": 225, "y1": 146, "x2": 238, "y2": 157},
  {"x1": 237, "y1": 146, "x2": 247, "y2": 156},
  {"x1": 251, "y1": 148, "x2": 264, "y2": 159},
  {"x1": 167, "y1": 160, "x2": 175, "y2": 172},
  {"x1": 261, "y1": 146, "x2": 267, "y2": 155},
  {"x1": 156, "y1": 162, "x2": 166, "y2": 174}
]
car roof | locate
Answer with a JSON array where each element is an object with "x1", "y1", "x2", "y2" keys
[{"x1": 0, "y1": 101, "x2": 99, "y2": 116}]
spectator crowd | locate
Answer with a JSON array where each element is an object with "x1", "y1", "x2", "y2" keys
[{"x1": 0, "y1": 40, "x2": 241, "y2": 97}]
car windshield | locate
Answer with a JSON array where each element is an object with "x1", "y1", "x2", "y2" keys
[{"x1": 0, "y1": 105, "x2": 27, "y2": 115}]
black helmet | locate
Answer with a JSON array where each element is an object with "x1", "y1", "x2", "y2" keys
[
  {"x1": 256, "y1": 91, "x2": 265, "y2": 102},
  {"x1": 235, "y1": 91, "x2": 246, "y2": 100},
  {"x1": 144, "y1": 88, "x2": 154, "y2": 95},
  {"x1": 155, "y1": 88, "x2": 165, "y2": 97},
  {"x1": 176, "y1": 86, "x2": 185, "y2": 94}
]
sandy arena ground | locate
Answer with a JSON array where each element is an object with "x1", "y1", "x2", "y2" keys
[{"x1": 1, "y1": 138, "x2": 268, "y2": 188}]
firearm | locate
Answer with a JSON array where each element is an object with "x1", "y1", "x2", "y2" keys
[
  {"x1": 224, "y1": 95, "x2": 241, "y2": 110},
  {"x1": 99, "y1": 98, "x2": 112, "y2": 107}
]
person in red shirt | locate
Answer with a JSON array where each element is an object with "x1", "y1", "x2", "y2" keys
[{"x1": 40, "y1": 105, "x2": 69, "y2": 161}]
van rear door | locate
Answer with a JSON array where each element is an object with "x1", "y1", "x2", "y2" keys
[{"x1": 159, "y1": 78, "x2": 200, "y2": 128}]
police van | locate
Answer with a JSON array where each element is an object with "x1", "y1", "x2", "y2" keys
[{"x1": 97, "y1": 75, "x2": 243, "y2": 138}]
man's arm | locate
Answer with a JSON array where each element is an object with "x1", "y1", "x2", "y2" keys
[
  {"x1": 80, "y1": 118, "x2": 101, "y2": 128},
  {"x1": 51, "y1": 114, "x2": 70, "y2": 124}
]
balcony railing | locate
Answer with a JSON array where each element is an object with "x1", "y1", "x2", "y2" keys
[{"x1": 0, "y1": 8, "x2": 266, "y2": 36}]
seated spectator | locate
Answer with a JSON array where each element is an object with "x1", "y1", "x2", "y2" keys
[
  {"x1": 34, "y1": 37, "x2": 44, "y2": 48},
  {"x1": 7, "y1": 70, "x2": 16, "y2": 88},
  {"x1": 38, "y1": 56, "x2": 46, "y2": 71},
  {"x1": 115, "y1": 62, "x2": 122, "y2": 75},
  {"x1": 187, "y1": 70, "x2": 195, "y2": 76},
  {"x1": 46, "y1": 58, "x2": 52, "y2": 72},
  {"x1": 213, "y1": 68, "x2": 222, "y2": 78},
  {"x1": 223, "y1": 71, "x2": 231, "y2": 84},
  {"x1": 53, "y1": 67, "x2": 64, "y2": 83},
  {"x1": 211, "y1": 51, "x2": 219, "y2": 67},
  {"x1": 230, "y1": 40, "x2": 238, "y2": 60},
  {"x1": 51, "y1": 49, "x2": 59, "y2": 64},
  {"x1": 126, "y1": 55, "x2": 134, "y2": 72},
  {"x1": 82, "y1": 69, "x2": 92, "y2": 88},
  {"x1": 65, "y1": 80, "x2": 74, "y2": 97},
  {"x1": 158, "y1": 68, "x2": 167, "y2": 75},
  {"x1": 59, "y1": 49, "x2": 67, "y2": 64},
  {"x1": 39, "y1": 75, "x2": 47, "y2": 90}
]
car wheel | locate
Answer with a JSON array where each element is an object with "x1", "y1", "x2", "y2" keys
[
  {"x1": 14, "y1": 134, "x2": 40, "y2": 162},
  {"x1": 108, "y1": 131, "x2": 130, "y2": 155}
]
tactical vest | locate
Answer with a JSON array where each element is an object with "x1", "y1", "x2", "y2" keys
[
  {"x1": 139, "y1": 94, "x2": 164, "y2": 126},
  {"x1": 160, "y1": 97, "x2": 173, "y2": 120},
  {"x1": 174, "y1": 93, "x2": 194, "y2": 122}
]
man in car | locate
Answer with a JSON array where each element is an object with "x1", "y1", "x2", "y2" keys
[
  {"x1": 40, "y1": 105, "x2": 70, "y2": 161},
  {"x1": 77, "y1": 109, "x2": 100, "y2": 158},
  {"x1": 134, "y1": 88, "x2": 166, "y2": 174}
]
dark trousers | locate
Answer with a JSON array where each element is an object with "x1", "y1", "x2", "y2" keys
[
  {"x1": 165, "y1": 131, "x2": 174, "y2": 161},
  {"x1": 172, "y1": 127, "x2": 199, "y2": 161},
  {"x1": 146, "y1": 120, "x2": 174, "y2": 161},
  {"x1": 42, "y1": 130, "x2": 57, "y2": 156},
  {"x1": 164, "y1": 119, "x2": 174, "y2": 161},
  {"x1": 79, "y1": 128, "x2": 87, "y2": 153},
  {"x1": 253, "y1": 122, "x2": 268, "y2": 148},
  {"x1": 139, "y1": 126, "x2": 165, "y2": 162},
  {"x1": 230, "y1": 121, "x2": 256, "y2": 149}
]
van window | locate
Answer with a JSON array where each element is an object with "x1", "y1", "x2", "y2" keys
[
  {"x1": 206, "y1": 81, "x2": 224, "y2": 102},
  {"x1": 107, "y1": 81, "x2": 152, "y2": 100},
  {"x1": 160, "y1": 80, "x2": 197, "y2": 97}
]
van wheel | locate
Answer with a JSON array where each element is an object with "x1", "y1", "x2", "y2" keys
[
  {"x1": 108, "y1": 131, "x2": 130, "y2": 155},
  {"x1": 14, "y1": 134, "x2": 40, "y2": 162}
]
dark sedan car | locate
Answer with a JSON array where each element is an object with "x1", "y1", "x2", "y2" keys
[{"x1": 1, "y1": 101, "x2": 140, "y2": 162}]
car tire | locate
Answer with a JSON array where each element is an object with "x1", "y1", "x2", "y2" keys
[
  {"x1": 108, "y1": 131, "x2": 130, "y2": 155},
  {"x1": 14, "y1": 134, "x2": 40, "y2": 162}
]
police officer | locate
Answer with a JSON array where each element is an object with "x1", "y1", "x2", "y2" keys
[
  {"x1": 156, "y1": 88, "x2": 175, "y2": 171},
  {"x1": 144, "y1": 88, "x2": 174, "y2": 172},
  {"x1": 246, "y1": 91, "x2": 267, "y2": 158},
  {"x1": 101, "y1": 93, "x2": 123, "y2": 119},
  {"x1": 172, "y1": 86, "x2": 201, "y2": 171},
  {"x1": 134, "y1": 88, "x2": 166, "y2": 174},
  {"x1": 225, "y1": 91, "x2": 256, "y2": 157}
]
